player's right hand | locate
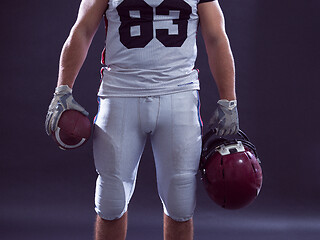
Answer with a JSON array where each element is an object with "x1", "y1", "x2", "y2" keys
[{"x1": 45, "y1": 85, "x2": 89, "y2": 136}]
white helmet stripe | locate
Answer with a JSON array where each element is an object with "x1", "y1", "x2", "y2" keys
[{"x1": 55, "y1": 127, "x2": 86, "y2": 149}]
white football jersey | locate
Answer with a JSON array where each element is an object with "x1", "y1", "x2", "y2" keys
[{"x1": 98, "y1": 0, "x2": 215, "y2": 97}]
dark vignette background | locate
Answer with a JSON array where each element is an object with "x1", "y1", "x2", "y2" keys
[{"x1": 1, "y1": 0, "x2": 320, "y2": 239}]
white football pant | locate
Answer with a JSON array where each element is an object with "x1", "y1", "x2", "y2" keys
[{"x1": 93, "y1": 90, "x2": 202, "y2": 221}]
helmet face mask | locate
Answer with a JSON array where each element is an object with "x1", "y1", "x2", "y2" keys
[{"x1": 200, "y1": 129, "x2": 263, "y2": 210}]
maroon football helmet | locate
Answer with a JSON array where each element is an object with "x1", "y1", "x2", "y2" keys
[{"x1": 200, "y1": 129, "x2": 263, "y2": 209}]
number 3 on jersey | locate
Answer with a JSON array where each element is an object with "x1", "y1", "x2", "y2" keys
[{"x1": 117, "y1": 0, "x2": 192, "y2": 49}]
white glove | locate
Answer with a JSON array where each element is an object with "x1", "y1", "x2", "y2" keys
[
  {"x1": 45, "y1": 85, "x2": 89, "y2": 135},
  {"x1": 209, "y1": 99, "x2": 239, "y2": 136}
]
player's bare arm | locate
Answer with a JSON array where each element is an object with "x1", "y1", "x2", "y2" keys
[
  {"x1": 45, "y1": 0, "x2": 108, "y2": 137},
  {"x1": 57, "y1": 0, "x2": 109, "y2": 88},
  {"x1": 199, "y1": 1, "x2": 239, "y2": 136},
  {"x1": 198, "y1": 1, "x2": 236, "y2": 101}
]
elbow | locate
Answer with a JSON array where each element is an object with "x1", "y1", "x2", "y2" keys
[
  {"x1": 68, "y1": 23, "x2": 95, "y2": 46},
  {"x1": 203, "y1": 31, "x2": 230, "y2": 49}
]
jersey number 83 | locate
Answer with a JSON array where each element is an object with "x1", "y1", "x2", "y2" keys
[{"x1": 117, "y1": 0, "x2": 192, "y2": 48}]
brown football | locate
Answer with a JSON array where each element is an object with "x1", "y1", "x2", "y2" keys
[{"x1": 52, "y1": 110, "x2": 91, "y2": 150}]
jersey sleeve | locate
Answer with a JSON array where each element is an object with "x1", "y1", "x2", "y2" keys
[{"x1": 199, "y1": 0, "x2": 215, "y2": 4}]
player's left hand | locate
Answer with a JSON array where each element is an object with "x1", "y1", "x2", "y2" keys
[{"x1": 209, "y1": 99, "x2": 239, "y2": 136}]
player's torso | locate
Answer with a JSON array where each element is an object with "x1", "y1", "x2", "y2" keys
[{"x1": 99, "y1": 0, "x2": 202, "y2": 97}]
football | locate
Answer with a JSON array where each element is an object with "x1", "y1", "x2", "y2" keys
[{"x1": 52, "y1": 110, "x2": 91, "y2": 150}]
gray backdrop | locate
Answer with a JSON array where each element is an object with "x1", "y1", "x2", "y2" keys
[{"x1": 1, "y1": 0, "x2": 320, "y2": 239}]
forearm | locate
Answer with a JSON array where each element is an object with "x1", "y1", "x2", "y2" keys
[
  {"x1": 198, "y1": 1, "x2": 236, "y2": 101},
  {"x1": 57, "y1": 26, "x2": 94, "y2": 88},
  {"x1": 205, "y1": 35, "x2": 236, "y2": 100}
]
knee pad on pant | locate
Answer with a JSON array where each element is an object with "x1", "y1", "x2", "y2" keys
[
  {"x1": 161, "y1": 173, "x2": 197, "y2": 222},
  {"x1": 95, "y1": 175, "x2": 130, "y2": 220}
]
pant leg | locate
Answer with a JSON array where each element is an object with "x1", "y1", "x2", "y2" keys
[
  {"x1": 150, "y1": 91, "x2": 202, "y2": 222},
  {"x1": 93, "y1": 97, "x2": 147, "y2": 220}
]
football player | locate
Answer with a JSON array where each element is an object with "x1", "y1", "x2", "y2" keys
[{"x1": 45, "y1": 0, "x2": 239, "y2": 239}]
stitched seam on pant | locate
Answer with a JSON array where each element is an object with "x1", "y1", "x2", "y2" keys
[
  {"x1": 152, "y1": 96, "x2": 161, "y2": 135},
  {"x1": 118, "y1": 97, "x2": 127, "y2": 175}
]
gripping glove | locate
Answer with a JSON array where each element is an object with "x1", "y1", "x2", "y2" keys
[
  {"x1": 209, "y1": 99, "x2": 239, "y2": 136},
  {"x1": 45, "y1": 85, "x2": 89, "y2": 136}
]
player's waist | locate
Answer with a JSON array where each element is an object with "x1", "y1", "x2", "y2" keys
[{"x1": 98, "y1": 68, "x2": 200, "y2": 97}]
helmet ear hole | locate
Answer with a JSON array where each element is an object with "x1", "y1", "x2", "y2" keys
[
  {"x1": 251, "y1": 163, "x2": 257, "y2": 173},
  {"x1": 200, "y1": 129, "x2": 263, "y2": 210}
]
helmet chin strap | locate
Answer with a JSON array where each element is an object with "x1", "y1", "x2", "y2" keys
[
  {"x1": 216, "y1": 141, "x2": 245, "y2": 156},
  {"x1": 200, "y1": 128, "x2": 261, "y2": 171}
]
